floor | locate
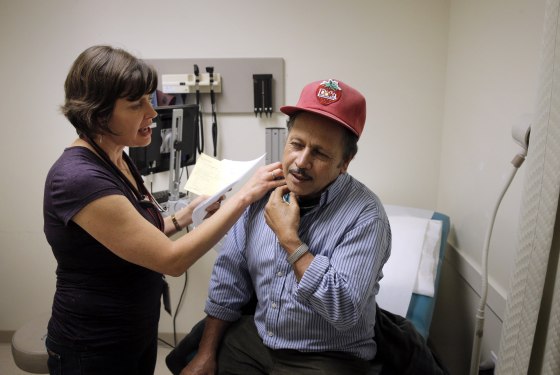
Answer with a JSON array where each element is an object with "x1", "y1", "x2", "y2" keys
[{"x1": 0, "y1": 342, "x2": 174, "y2": 375}]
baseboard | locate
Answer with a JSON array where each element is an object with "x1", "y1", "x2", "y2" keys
[
  {"x1": 429, "y1": 242, "x2": 506, "y2": 373},
  {"x1": 158, "y1": 331, "x2": 186, "y2": 348},
  {"x1": 445, "y1": 242, "x2": 507, "y2": 320}
]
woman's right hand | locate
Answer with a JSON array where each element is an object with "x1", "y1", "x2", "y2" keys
[{"x1": 238, "y1": 162, "x2": 286, "y2": 205}]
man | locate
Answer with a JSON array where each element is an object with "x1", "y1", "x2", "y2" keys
[{"x1": 182, "y1": 79, "x2": 392, "y2": 374}]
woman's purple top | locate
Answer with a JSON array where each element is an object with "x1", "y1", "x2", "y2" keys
[{"x1": 43, "y1": 146, "x2": 164, "y2": 348}]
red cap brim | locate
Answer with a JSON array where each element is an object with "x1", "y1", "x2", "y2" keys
[{"x1": 280, "y1": 105, "x2": 360, "y2": 137}]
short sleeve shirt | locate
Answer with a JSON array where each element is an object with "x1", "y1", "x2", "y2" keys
[{"x1": 43, "y1": 147, "x2": 164, "y2": 348}]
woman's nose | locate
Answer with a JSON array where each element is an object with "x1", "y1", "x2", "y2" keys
[{"x1": 146, "y1": 103, "x2": 158, "y2": 120}]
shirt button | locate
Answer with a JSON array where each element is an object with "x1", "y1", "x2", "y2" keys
[
  {"x1": 277, "y1": 271, "x2": 283, "y2": 277},
  {"x1": 268, "y1": 331, "x2": 274, "y2": 337},
  {"x1": 271, "y1": 302, "x2": 277, "y2": 308}
]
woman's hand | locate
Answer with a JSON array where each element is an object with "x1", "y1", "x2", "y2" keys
[
  {"x1": 174, "y1": 194, "x2": 224, "y2": 228},
  {"x1": 173, "y1": 195, "x2": 209, "y2": 229},
  {"x1": 237, "y1": 162, "x2": 286, "y2": 205},
  {"x1": 203, "y1": 195, "x2": 224, "y2": 219}
]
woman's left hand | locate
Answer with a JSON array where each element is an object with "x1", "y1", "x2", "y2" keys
[
  {"x1": 173, "y1": 195, "x2": 210, "y2": 229},
  {"x1": 203, "y1": 195, "x2": 224, "y2": 219},
  {"x1": 178, "y1": 194, "x2": 225, "y2": 227}
]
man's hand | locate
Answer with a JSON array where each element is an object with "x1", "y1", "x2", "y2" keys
[
  {"x1": 265, "y1": 186, "x2": 313, "y2": 279},
  {"x1": 179, "y1": 351, "x2": 217, "y2": 375},
  {"x1": 179, "y1": 316, "x2": 232, "y2": 375},
  {"x1": 264, "y1": 186, "x2": 300, "y2": 246}
]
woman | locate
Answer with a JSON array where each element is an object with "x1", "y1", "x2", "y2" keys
[{"x1": 43, "y1": 45, "x2": 284, "y2": 375}]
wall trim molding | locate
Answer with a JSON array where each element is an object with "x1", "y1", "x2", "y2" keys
[
  {"x1": 0, "y1": 331, "x2": 14, "y2": 343},
  {"x1": 445, "y1": 243, "x2": 507, "y2": 320}
]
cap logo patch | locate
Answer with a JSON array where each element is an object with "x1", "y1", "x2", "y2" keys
[{"x1": 316, "y1": 79, "x2": 342, "y2": 105}]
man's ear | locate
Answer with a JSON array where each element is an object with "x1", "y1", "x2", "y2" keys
[{"x1": 339, "y1": 156, "x2": 353, "y2": 174}]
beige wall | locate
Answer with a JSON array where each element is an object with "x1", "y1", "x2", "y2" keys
[
  {"x1": 0, "y1": 0, "x2": 548, "y2": 372},
  {"x1": 430, "y1": 1, "x2": 546, "y2": 373}
]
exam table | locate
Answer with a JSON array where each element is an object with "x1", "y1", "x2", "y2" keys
[{"x1": 379, "y1": 205, "x2": 451, "y2": 339}]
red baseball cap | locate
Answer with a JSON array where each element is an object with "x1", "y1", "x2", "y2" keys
[{"x1": 280, "y1": 79, "x2": 366, "y2": 138}]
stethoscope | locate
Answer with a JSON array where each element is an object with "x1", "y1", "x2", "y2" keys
[{"x1": 83, "y1": 134, "x2": 166, "y2": 230}]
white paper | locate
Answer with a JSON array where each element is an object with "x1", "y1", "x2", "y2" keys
[
  {"x1": 383, "y1": 204, "x2": 434, "y2": 219},
  {"x1": 186, "y1": 153, "x2": 266, "y2": 227},
  {"x1": 376, "y1": 216, "x2": 427, "y2": 316}
]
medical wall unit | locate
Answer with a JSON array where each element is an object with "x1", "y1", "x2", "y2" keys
[
  {"x1": 144, "y1": 58, "x2": 284, "y2": 114},
  {"x1": 128, "y1": 58, "x2": 285, "y2": 208}
]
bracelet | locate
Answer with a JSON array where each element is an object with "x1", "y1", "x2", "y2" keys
[
  {"x1": 170, "y1": 214, "x2": 182, "y2": 232},
  {"x1": 287, "y1": 243, "x2": 309, "y2": 265}
]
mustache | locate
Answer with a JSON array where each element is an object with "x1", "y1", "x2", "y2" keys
[{"x1": 289, "y1": 167, "x2": 312, "y2": 180}]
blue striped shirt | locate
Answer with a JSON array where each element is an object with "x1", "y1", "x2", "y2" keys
[{"x1": 205, "y1": 173, "x2": 392, "y2": 360}]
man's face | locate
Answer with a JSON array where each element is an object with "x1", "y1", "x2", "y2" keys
[{"x1": 282, "y1": 112, "x2": 350, "y2": 199}]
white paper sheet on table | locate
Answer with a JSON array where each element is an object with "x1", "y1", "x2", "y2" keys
[
  {"x1": 184, "y1": 153, "x2": 265, "y2": 227},
  {"x1": 376, "y1": 216, "x2": 428, "y2": 316}
]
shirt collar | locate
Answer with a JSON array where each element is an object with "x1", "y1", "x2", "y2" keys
[{"x1": 318, "y1": 173, "x2": 350, "y2": 208}]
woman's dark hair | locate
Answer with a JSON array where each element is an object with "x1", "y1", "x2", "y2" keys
[
  {"x1": 61, "y1": 45, "x2": 158, "y2": 137},
  {"x1": 286, "y1": 112, "x2": 358, "y2": 164}
]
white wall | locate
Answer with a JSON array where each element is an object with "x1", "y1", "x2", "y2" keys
[
  {"x1": 441, "y1": 0, "x2": 545, "y2": 300},
  {"x1": 429, "y1": 1, "x2": 547, "y2": 373},
  {"x1": 0, "y1": 0, "x2": 548, "y2": 372}
]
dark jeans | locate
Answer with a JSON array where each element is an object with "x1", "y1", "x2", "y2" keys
[
  {"x1": 45, "y1": 334, "x2": 158, "y2": 375},
  {"x1": 218, "y1": 316, "x2": 374, "y2": 375}
]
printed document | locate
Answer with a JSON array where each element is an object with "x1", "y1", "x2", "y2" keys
[{"x1": 185, "y1": 153, "x2": 265, "y2": 226}]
